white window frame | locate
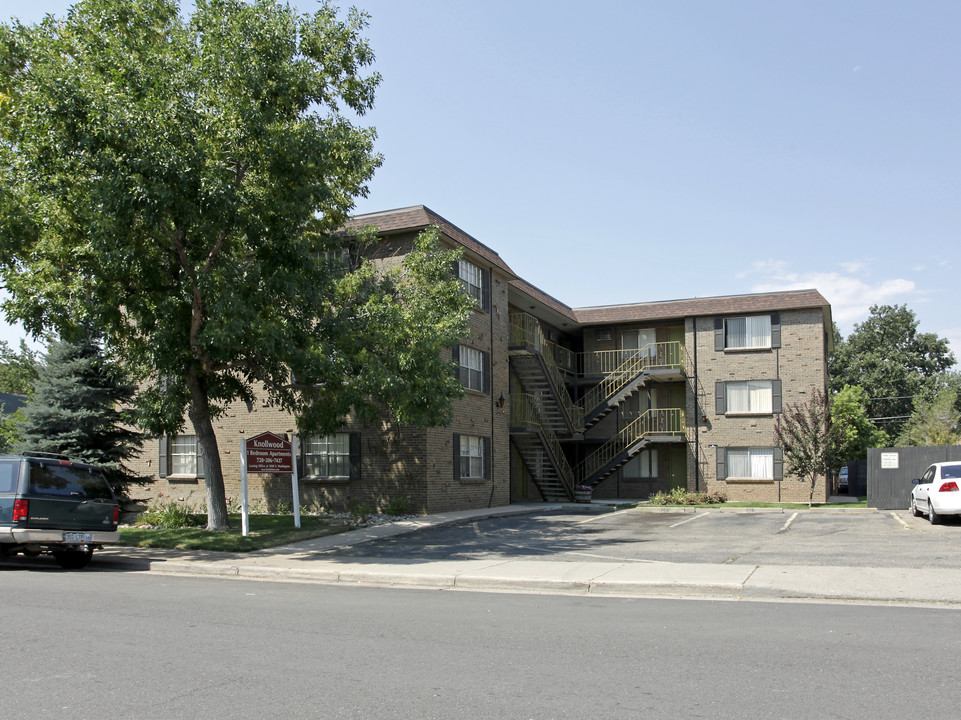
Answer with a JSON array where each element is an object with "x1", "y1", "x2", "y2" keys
[
  {"x1": 458, "y1": 259, "x2": 483, "y2": 304},
  {"x1": 459, "y1": 345, "x2": 484, "y2": 392},
  {"x1": 459, "y1": 435, "x2": 485, "y2": 479},
  {"x1": 724, "y1": 315, "x2": 772, "y2": 349},
  {"x1": 623, "y1": 448, "x2": 658, "y2": 479},
  {"x1": 305, "y1": 433, "x2": 351, "y2": 478},
  {"x1": 725, "y1": 381, "x2": 773, "y2": 414},
  {"x1": 727, "y1": 448, "x2": 774, "y2": 480},
  {"x1": 170, "y1": 435, "x2": 198, "y2": 476}
]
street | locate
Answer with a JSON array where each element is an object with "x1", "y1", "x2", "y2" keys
[{"x1": 3, "y1": 569, "x2": 960, "y2": 719}]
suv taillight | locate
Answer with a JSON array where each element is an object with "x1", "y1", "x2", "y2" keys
[
  {"x1": 939, "y1": 481, "x2": 959, "y2": 492},
  {"x1": 13, "y1": 498, "x2": 28, "y2": 522},
  {"x1": 113, "y1": 505, "x2": 120, "y2": 525}
]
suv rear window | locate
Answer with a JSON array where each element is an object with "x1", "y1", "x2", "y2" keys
[
  {"x1": 27, "y1": 462, "x2": 114, "y2": 500},
  {"x1": 0, "y1": 461, "x2": 17, "y2": 494}
]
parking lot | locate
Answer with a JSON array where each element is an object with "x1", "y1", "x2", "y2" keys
[{"x1": 319, "y1": 508, "x2": 961, "y2": 569}]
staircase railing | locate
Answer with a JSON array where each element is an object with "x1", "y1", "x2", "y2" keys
[
  {"x1": 509, "y1": 313, "x2": 584, "y2": 431},
  {"x1": 576, "y1": 408, "x2": 685, "y2": 484},
  {"x1": 510, "y1": 392, "x2": 575, "y2": 496},
  {"x1": 578, "y1": 342, "x2": 684, "y2": 419}
]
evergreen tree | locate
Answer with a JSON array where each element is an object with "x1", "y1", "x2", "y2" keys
[{"x1": 16, "y1": 334, "x2": 143, "y2": 499}]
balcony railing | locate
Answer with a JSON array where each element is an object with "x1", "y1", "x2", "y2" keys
[
  {"x1": 579, "y1": 342, "x2": 684, "y2": 417},
  {"x1": 576, "y1": 408, "x2": 685, "y2": 483}
]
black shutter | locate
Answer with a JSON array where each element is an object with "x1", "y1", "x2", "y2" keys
[
  {"x1": 772, "y1": 379, "x2": 782, "y2": 413},
  {"x1": 714, "y1": 317, "x2": 725, "y2": 351},
  {"x1": 195, "y1": 440, "x2": 205, "y2": 479},
  {"x1": 482, "y1": 350, "x2": 491, "y2": 394},
  {"x1": 483, "y1": 437, "x2": 491, "y2": 480},
  {"x1": 773, "y1": 446, "x2": 784, "y2": 480},
  {"x1": 482, "y1": 268, "x2": 492, "y2": 312},
  {"x1": 452, "y1": 433, "x2": 461, "y2": 481},
  {"x1": 770, "y1": 313, "x2": 781, "y2": 348},
  {"x1": 716, "y1": 447, "x2": 727, "y2": 480},
  {"x1": 158, "y1": 437, "x2": 169, "y2": 478},
  {"x1": 349, "y1": 432, "x2": 361, "y2": 480},
  {"x1": 715, "y1": 381, "x2": 726, "y2": 415}
]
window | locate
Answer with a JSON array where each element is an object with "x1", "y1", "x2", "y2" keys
[
  {"x1": 458, "y1": 345, "x2": 485, "y2": 392},
  {"x1": 159, "y1": 435, "x2": 203, "y2": 479},
  {"x1": 459, "y1": 435, "x2": 485, "y2": 478},
  {"x1": 716, "y1": 379, "x2": 781, "y2": 415},
  {"x1": 715, "y1": 314, "x2": 781, "y2": 350},
  {"x1": 305, "y1": 433, "x2": 351, "y2": 478},
  {"x1": 717, "y1": 447, "x2": 783, "y2": 481},
  {"x1": 726, "y1": 381, "x2": 772, "y2": 413},
  {"x1": 623, "y1": 449, "x2": 658, "y2": 478},
  {"x1": 458, "y1": 259, "x2": 483, "y2": 304},
  {"x1": 171, "y1": 435, "x2": 198, "y2": 475},
  {"x1": 621, "y1": 328, "x2": 656, "y2": 361}
]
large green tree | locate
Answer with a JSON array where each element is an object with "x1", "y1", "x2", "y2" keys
[
  {"x1": 0, "y1": 0, "x2": 473, "y2": 529},
  {"x1": 896, "y1": 375, "x2": 961, "y2": 447},
  {"x1": 0, "y1": 339, "x2": 39, "y2": 396},
  {"x1": 831, "y1": 384, "x2": 889, "y2": 462},
  {"x1": 829, "y1": 305, "x2": 955, "y2": 438},
  {"x1": 16, "y1": 332, "x2": 144, "y2": 499}
]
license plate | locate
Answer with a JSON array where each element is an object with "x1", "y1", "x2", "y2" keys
[{"x1": 63, "y1": 532, "x2": 93, "y2": 543}]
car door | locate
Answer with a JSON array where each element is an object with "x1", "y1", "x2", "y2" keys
[{"x1": 914, "y1": 466, "x2": 935, "y2": 508}]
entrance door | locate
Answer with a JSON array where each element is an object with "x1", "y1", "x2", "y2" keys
[{"x1": 621, "y1": 328, "x2": 656, "y2": 362}]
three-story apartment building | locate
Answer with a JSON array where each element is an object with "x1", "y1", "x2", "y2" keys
[{"x1": 132, "y1": 206, "x2": 833, "y2": 513}]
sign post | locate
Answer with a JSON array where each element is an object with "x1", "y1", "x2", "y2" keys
[{"x1": 242, "y1": 431, "x2": 297, "y2": 537}]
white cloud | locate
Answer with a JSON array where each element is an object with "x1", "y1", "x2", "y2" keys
[
  {"x1": 750, "y1": 271, "x2": 918, "y2": 330},
  {"x1": 839, "y1": 261, "x2": 867, "y2": 273}
]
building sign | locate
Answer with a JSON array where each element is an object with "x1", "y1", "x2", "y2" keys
[
  {"x1": 246, "y1": 431, "x2": 293, "y2": 473},
  {"x1": 880, "y1": 452, "x2": 899, "y2": 469}
]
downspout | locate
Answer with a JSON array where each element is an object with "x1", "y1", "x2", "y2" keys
[
  {"x1": 488, "y1": 290, "x2": 497, "y2": 507},
  {"x1": 693, "y1": 317, "x2": 699, "y2": 492}
]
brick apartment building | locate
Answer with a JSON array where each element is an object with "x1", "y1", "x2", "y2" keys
[{"x1": 131, "y1": 206, "x2": 833, "y2": 513}]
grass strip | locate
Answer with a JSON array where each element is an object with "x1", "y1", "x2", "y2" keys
[{"x1": 118, "y1": 514, "x2": 349, "y2": 552}]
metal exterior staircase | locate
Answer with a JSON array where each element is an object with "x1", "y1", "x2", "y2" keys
[
  {"x1": 510, "y1": 393, "x2": 576, "y2": 502},
  {"x1": 576, "y1": 408, "x2": 685, "y2": 487},
  {"x1": 508, "y1": 312, "x2": 687, "y2": 498}
]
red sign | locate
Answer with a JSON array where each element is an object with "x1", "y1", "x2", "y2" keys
[{"x1": 246, "y1": 432, "x2": 293, "y2": 473}]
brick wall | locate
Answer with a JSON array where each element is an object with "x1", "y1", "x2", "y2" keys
[{"x1": 687, "y1": 309, "x2": 829, "y2": 502}]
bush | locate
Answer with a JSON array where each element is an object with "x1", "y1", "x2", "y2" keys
[
  {"x1": 649, "y1": 488, "x2": 726, "y2": 506},
  {"x1": 349, "y1": 500, "x2": 372, "y2": 523},
  {"x1": 138, "y1": 496, "x2": 198, "y2": 528},
  {"x1": 383, "y1": 497, "x2": 411, "y2": 516}
]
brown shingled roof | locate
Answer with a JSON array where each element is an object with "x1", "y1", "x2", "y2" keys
[
  {"x1": 573, "y1": 289, "x2": 831, "y2": 325},
  {"x1": 508, "y1": 279, "x2": 577, "y2": 322},
  {"x1": 346, "y1": 205, "x2": 516, "y2": 277}
]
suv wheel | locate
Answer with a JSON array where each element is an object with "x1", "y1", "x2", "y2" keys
[{"x1": 53, "y1": 548, "x2": 94, "y2": 569}]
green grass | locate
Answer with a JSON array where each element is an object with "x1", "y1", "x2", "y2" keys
[
  {"x1": 118, "y1": 514, "x2": 349, "y2": 552},
  {"x1": 646, "y1": 497, "x2": 869, "y2": 509}
]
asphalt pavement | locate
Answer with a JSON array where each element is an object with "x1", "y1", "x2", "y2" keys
[{"x1": 44, "y1": 501, "x2": 960, "y2": 606}]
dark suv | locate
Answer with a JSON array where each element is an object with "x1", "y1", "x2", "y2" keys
[{"x1": 0, "y1": 453, "x2": 119, "y2": 569}]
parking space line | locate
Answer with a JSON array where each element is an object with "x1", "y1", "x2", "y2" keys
[
  {"x1": 669, "y1": 512, "x2": 711, "y2": 529},
  {"x1": 890, "y1": 511, "x2": 911, "y2": 529},
  {"x1": 776, "y1": 512, "x2": 799, "y2": 534}
]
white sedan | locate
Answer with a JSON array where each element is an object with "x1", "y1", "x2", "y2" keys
[{"x1": 911, "y1": 462, "x2": 961, "y2": 524}]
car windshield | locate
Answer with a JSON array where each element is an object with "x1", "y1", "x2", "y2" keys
[
  {"x1": 941, "y1": 465, "x2": 961, "y2": 480},
  {"x1": 27, "y1": 462, "x2": 113, "y2": 500}
]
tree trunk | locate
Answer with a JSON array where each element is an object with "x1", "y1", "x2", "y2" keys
[{"x1": 185, "y1": 366, "x2": 230, "y2": 531}]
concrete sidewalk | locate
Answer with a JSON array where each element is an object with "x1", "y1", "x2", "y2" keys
[{"x1": 66, "y1": 503, "x2": 961, "y2": 606}]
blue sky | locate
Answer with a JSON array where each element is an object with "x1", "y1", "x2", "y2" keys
[{"x1": 4, "y1": 0, "x2": 960, "y2": 359}]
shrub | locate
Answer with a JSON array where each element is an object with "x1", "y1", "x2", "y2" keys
[
  {"x1": 383, "y1": 497, "x2": 411, "y2": 516},
  {"x1": 349, "y1": 500, "x2": 372, "y2": 523},
  {"x1": 649, "y1": 488, "x2": 726, "y2": 506},
  {"x1": 138, "y1": 496, "x2": 197, "y2": 528}
]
